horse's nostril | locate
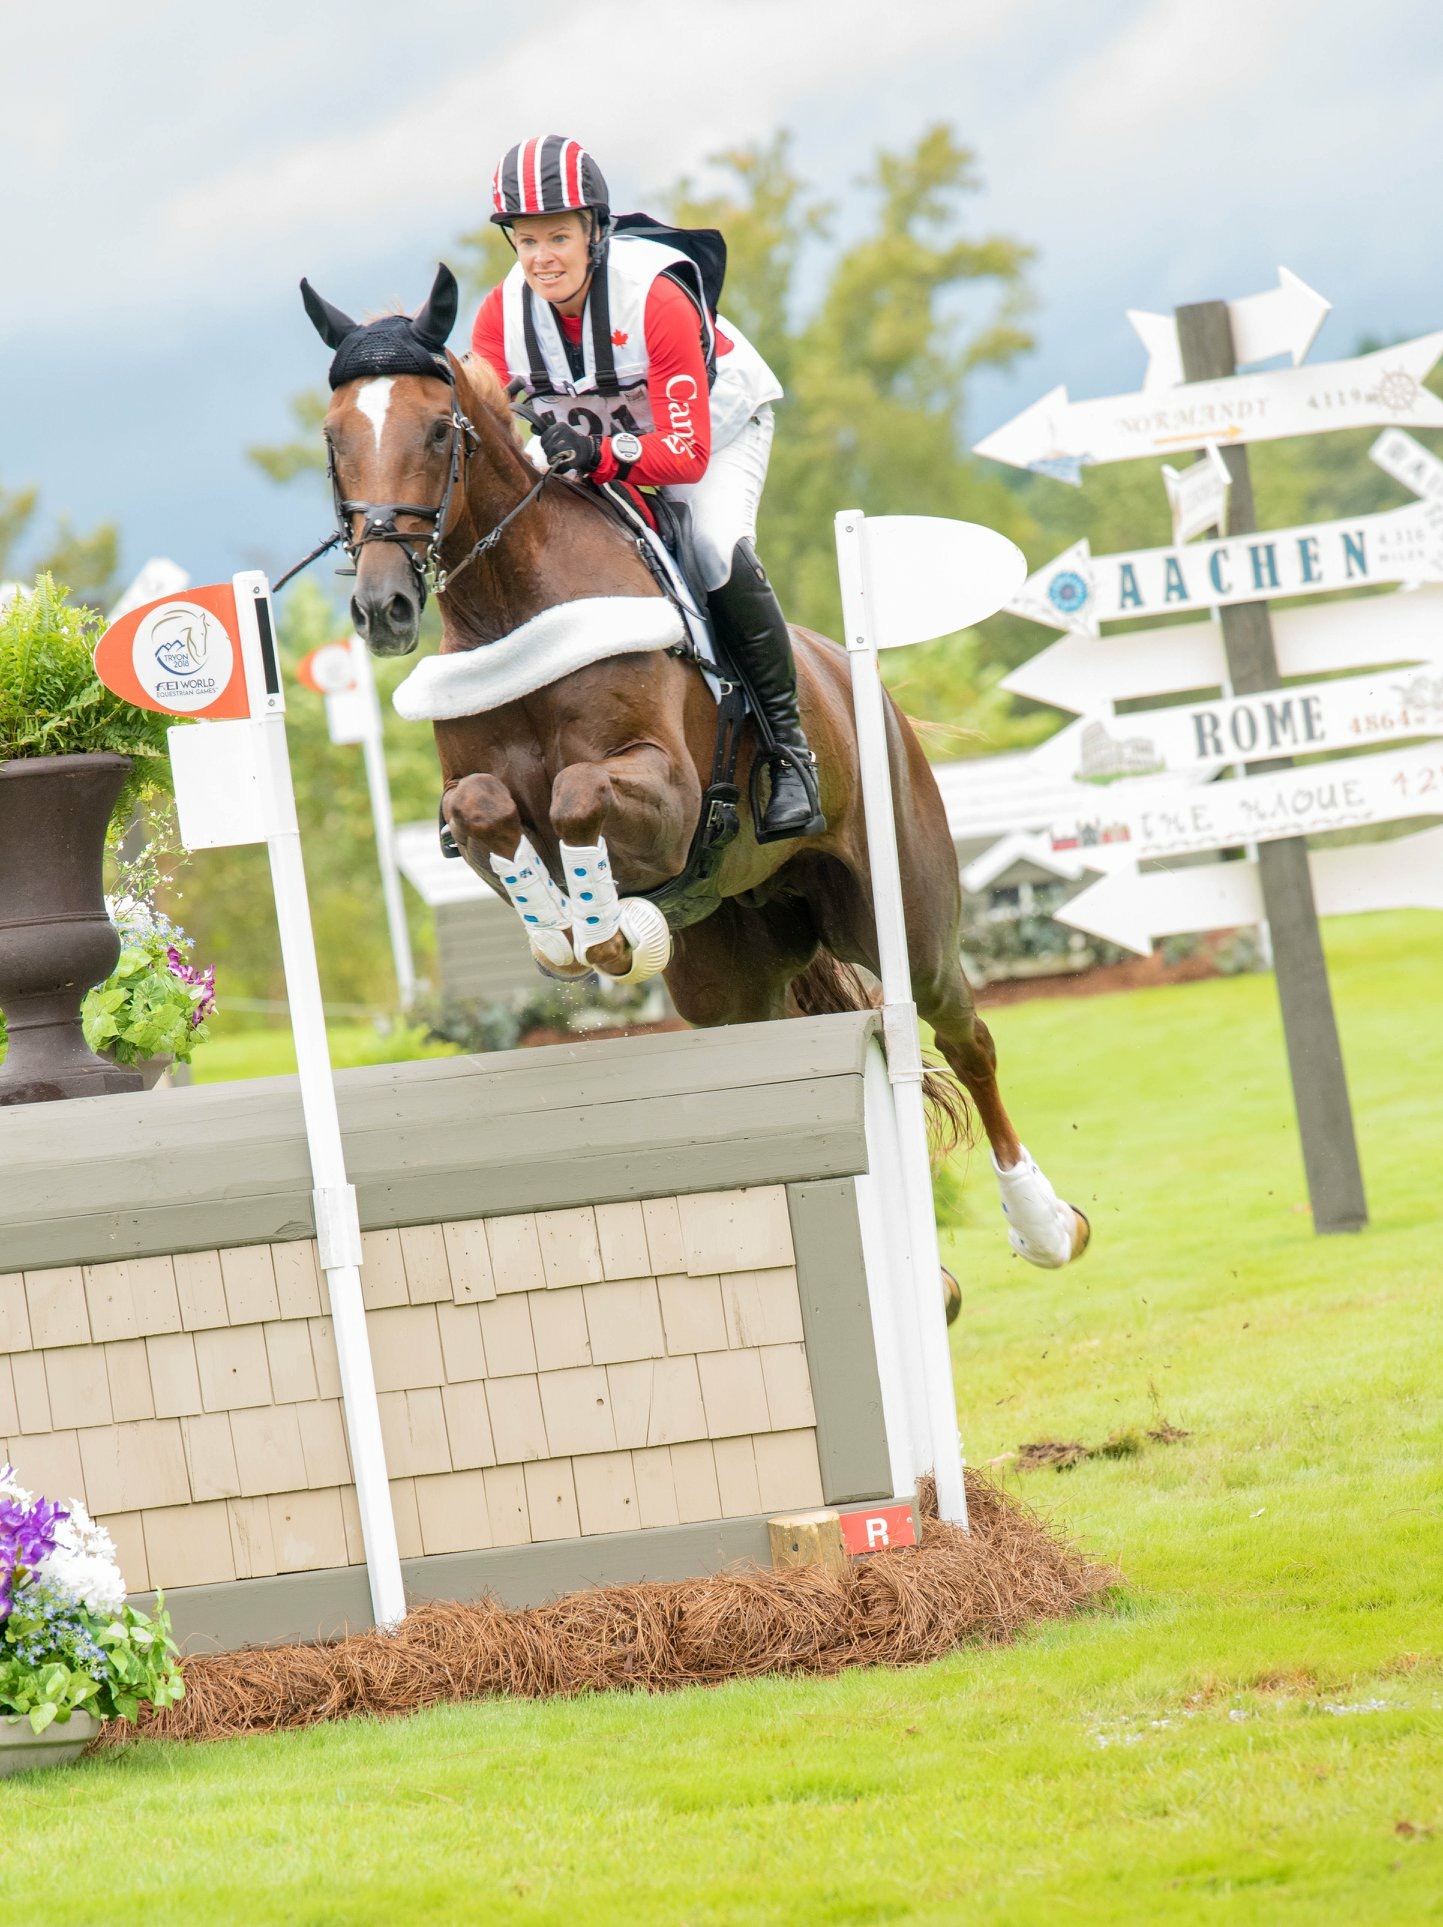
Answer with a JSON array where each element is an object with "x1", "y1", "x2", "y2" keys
[
  {"x1": 349, "y1": 596, "x2": 368, "y2": 635},
  {"x1": 387, "y1": 594, "x2": 414, "y2": 629}
]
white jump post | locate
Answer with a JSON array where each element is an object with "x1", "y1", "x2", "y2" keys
[{"x1": 834, "y1": 511, "x2": 1028, "y2": 1530}]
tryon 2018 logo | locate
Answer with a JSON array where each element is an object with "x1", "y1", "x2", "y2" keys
[{"x1": 130, "y1": 602, "x2": 236, "y2": 712}]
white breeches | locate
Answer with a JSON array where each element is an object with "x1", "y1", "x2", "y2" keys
[{"x1": 663, "y1": 405, "x2": 775, "y2": 591}]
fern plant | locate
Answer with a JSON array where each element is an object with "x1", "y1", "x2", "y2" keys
[{"x1": 0, "y1": 574, "x2": 172, "y2": 823}]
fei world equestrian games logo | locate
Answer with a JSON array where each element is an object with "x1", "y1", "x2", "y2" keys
[{"x1": 130, "y1": 601, "x2": 236, "y2": 713}]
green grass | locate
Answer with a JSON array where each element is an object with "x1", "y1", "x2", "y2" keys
[
  {"x1": 5, "y1": 911, "x2": 1442, "y2": 1924},
  {"x1": 187, "y1": 1017, "x2": 457, "y2": 1083}
]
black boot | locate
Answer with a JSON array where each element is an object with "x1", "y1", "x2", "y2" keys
[{"x1": 708, "y1": 539, "x2": 827, "y2": 843}]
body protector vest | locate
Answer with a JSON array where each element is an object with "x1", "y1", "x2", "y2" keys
[{"x1": 500, "y1": 234, "x2": 782, "y2": 454}]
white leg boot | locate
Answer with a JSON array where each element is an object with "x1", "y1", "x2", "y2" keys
[
  {"x1": 560, "y1": 837, "x2": 672, "y2": 983},
  {"x1": 993, "y1": 1145, "x2": 1087, "y2": 1269},
  {"x1": 489, "y1": 837, "x2": 580, "y2": 976}
]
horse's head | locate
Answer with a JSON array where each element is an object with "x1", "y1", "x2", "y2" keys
[{"x1": 300, "y1": 264, "x2": 463, "y2": 656}]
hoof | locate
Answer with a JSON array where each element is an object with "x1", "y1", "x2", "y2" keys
[
  {"x1": 528, "y1": 930, "x2": 589, "y2": 980},
  {"x1": 941, "y1": 1265, "x2": 962, "y2": 1325},
  {"x1": 1067, "y1": 1206, "x2": 1091, "y2": 1262},
  {"x1": 604, "y1": 898, "x2": 672, "y2": 985}
]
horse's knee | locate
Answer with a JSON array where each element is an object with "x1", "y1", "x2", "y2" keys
[
  {"x1": 444, "y1": 775, "x2": 522, "y2": 861},
  {"x1": 550, "y1": 763, "x2": 613, "y2": 845}
]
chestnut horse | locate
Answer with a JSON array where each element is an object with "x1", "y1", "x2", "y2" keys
[{"x1": 302, "y1": 271, "x2": 1088, "y2": 1271}]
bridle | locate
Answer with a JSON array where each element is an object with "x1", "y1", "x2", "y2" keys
[{"x1": 275, "y1": 391, "x2": 549, "y2": 598}]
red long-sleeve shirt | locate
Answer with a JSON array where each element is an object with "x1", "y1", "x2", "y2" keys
[{"x1": 471, "y1": 274, "x2": 729, "y2": 488}]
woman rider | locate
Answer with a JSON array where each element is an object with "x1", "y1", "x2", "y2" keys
[{"x1": 471, "y1": 134, "x2": 826, "y2": 842}]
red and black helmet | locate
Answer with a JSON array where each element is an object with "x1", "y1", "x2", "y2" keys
[{"x1": 490, "y1": 135, "x2": 610, "y2": 228}]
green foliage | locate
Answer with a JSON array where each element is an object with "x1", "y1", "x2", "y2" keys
[
  {"x1": 0, "y1": 481, "x2": 39, "y2": 580},
  {"x1": 32, "y1": 515, "x2": 121, "y2": 610},
  {"x1": 246, "y1": 390, "x2": 331, "y2": 485},
  {"x1": 416, "y1": 976, "x2": 661, "y2": 1055},
  {"x1": 0, "y1": 574, "x2": 173, "y2": 821},
  {"x1": 0, "y1": 1591, "x2": 183, "y2": 1732}
]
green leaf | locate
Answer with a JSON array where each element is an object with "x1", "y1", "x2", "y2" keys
[{"x1": 29, "y1": 1701, "x2": 57, "y2": 1734}]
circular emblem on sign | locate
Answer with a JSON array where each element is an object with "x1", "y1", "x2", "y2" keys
[
  {"x1": 131, "y1": 601, "x2": 235, "y2": 713},
  {"x1": 1048, "y1": 570, "x2": 1090, "y2": 617},
  {"x1": 1375, "y1": 366, "x2": 1421, "y2": 417},
  {"x1": 308, "y1": 642, "x2": 358, "y2": 695}
]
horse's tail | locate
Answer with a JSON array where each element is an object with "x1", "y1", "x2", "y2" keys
[{"x1": 788, "y1": 953, "x2": 973, "y2": 1160}]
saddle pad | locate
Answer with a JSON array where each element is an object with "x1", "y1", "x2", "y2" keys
[{"x1": 391, "y1": 595, "x2": 684, "y2": 722}]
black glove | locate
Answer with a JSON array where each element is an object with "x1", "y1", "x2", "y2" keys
[{"x1": 538, "y1": 419, "x2": 601, "y2": 475}]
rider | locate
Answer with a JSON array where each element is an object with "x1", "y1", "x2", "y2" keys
[{"x1": 471, "y1": 134, "x2": 826, "y2": 842}]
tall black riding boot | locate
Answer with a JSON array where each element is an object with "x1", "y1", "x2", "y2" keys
[{"x1": 708, "y1": 539, "x2": 827, "y2": 842}]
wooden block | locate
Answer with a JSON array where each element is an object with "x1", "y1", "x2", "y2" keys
[
  {"x1": 482, "y1": 1464, "x2": 531, "y2": 1546},
  {"x1": 441, "y1": 1381, "x2": 495, "y2": 1470},
  {"x1": 308, "y1": 1318, "x2": 342, "y2": 1401},
  {"x1": 537, "y1": 1365, "x2": 616, "y2": 1458},
  {"x1": 8, "y1": 1429, "x2": 83, "y2": 1504},
  {"x1": 142, "y1": 1500, "x2": 236, "y2": 1588},
  {"x1": 97, "y1": 1510, "x2": 149, "y2": 1591},
  {"x1": 759, "y1": 1343, "x2": 816, "y2": 1431},
  {"x1": 0, "y1": 1274, "x2": 32, "y2": 1352},
  {"x1": 641, "y1": 1197, "x2": 686, "y2": 1276},
  {"x1": 194, "y1": 1324, "x2": 272, "y2": 1411},
  {"x1": 441, "y1": 1219, "x2": 497, "y2": 1303},
  {"x1": 295, "y1": 1400, "x2": 351, "y2": 1489},
  {"x1": 146, "y1": 1333, "x2": 203, "y2": 1419},
  {"x1": 82, "y1": 1260, "x2": 137, "y2": 1342},
  {"x1": 594, "y1": 1201, "x2": 651, "y2": 1281},
  {"x1": 677, "y1": 1186, "x2": 794, "y2": 1276},
  {"x1": 0, "y1": 1359, "x2": 16, "y2": 1436},
  {"x1": 45, "y1": 1345, "x2": 113, "y2": 1431},
  {"x1": 376, "y1": 1388, "x2": 451, "y2": 1477},
  {"x1": 582, "y1": 1278, "x2": 664, "y2": 1365},
  {"x1": 535, "y1": 1207, "x2": 605, "y2": 1289},
  {"x1": 485, "y1": 1376, "x2": 548, "y2": 1464},
  {"x1": 529, "y1": 1287, "x2": 592, "y2": 1372},
  {"x1": 173, "y1": 1251, "x2": 229, "y2": 1331},
  {"x1": 713, "y1": 1436, "x2": 762, "y2": 1518},
  {"x1": 436, "y1": 1303, "x2": 486, "y2": 1383},
  {"x1": 367, "y1": 1305, "x2": 444, "y2": 1393},
  {"x1": 573, "y1": 1450, "x2": 640, "y2": 1536},
  {"x1": 400, "y1": 1223, "x2": 453, "y2": 1305},
  {"x1": 127, "y1": 1257, "x2": 183, "y2": 1338},
  {"x1": 696, "y1": 1349, "x2": 770, "y2": 1439},
  {"x1": 104, "y1": 1339, "x2": 155, "y2": 1423},
  {"x1": 668, "y1": 1441, "x2": 721, "y2": 1524},
  {"x1": 219, "y1": 1246, "x2": 279, "y2": 1326},
  {"x1": 181, "y1": 1413, "x2": 242, "y2": 1502},
  {"x1": 753, "y1": 1430, "x2": 825, "y2": 1513},
  {"x1": 415, "y1": 1468, "x2": 493, "y2": 1555},
  {"x1": 11, "y1": 1353, "x2": 51, "y2": 1433},
  {"x1": 227, "y1": 1495, "x2": 277, "y2": 1578},
  {"x1": 484, "y1": 1213, "x2": 546, "y2": 1294},
  {"x1": 230, "y1": 1404, "x2": 307, "y2": 1497},
  {"x1": 80, "y1": 1419, "x2": 189, "y2": 1515},
  {"x1": 359, "y1": 1229, "x2": 409, "y2": 1309},
  {"x1": 270, "y1": 1240, "x2": 323, "y2": 1320},
  {"x1": 388, "y1": 1477, "x2": 423, "y2": 1558},
  {"x1": 268, "y1": 1487, "x2": 349, "y2": 1574},
  {"x1": 631, "y1": 1445, "x2": 680, "y2": 1530},
  {"x1": 767, "y1": 1508, "x2": 846, "y2": 1574},
  {"x1": 720, "y1": 1267, "x2": 805, "y2": 1349},
  {"x1": 263, "y1": 1320, "x2": 320, "y2": 1405},
  {"x1": 24, "y1": 1267, "x2": 89, "y2": 1349},
  {"x1": 521, "y1": 1458, "x2": 580, "y2": 1541},
  {"x1": 477, "y1": 1296, "x2": 536, "y2": 1377},
  {"x1": 656, "y1": 1273, "x2": 729, "y2": 1356}
]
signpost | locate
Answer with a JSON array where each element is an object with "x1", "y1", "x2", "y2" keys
[
  {"x1": 1127, "y1": 267, "x2": 1330, "y2": 391},
  {"x1": 833, "y1": 511, "x2": 1028, "y2": 1530},
  {"x1": 94, "y1": 574, "x2": 406, "y2": 1627}
]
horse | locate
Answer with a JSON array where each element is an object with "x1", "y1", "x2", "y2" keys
[{"x1": 299, "y1": 266, "x2": 1089, "y2": 1273}]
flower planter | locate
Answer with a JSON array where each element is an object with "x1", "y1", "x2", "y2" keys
[
  {"x1": 0, "y1": 753, "x2": 144, "y2": 1105},
  {"x1": 0, "y1": 1710, "x2": 98, "y2": 1776}
]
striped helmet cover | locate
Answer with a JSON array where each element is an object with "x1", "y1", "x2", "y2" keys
[{"x1": 491, "y1": 135, "x2": 610, "y2": 223}]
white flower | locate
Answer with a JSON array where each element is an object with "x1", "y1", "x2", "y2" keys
[{"x1": 37, "y1": 1498, "x2": 128, "y2": 1614}]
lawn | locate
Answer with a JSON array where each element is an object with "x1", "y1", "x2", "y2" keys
[
  {"x1": 4, "y1": 911, "x2": 1440, "y2": 1924},
  {"x1": 187, "y1": 1015, "x2": 457, "y2": 1083}
]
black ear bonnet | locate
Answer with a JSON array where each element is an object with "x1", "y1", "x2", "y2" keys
[{"x1": 300, "y1": 264, "x2": 460, "y2": 390}]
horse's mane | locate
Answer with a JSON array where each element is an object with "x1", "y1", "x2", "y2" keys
[{"x1": 456, "y1": 353, "x2": 523, "y2": 445}]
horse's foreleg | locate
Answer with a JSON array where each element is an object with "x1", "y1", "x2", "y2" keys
[
  {"x1": 549, "y1": 755, "x2": 679, "y2": 983},
  {"x1": 443, "y1": 774, "x2": 588, "y2": 979}
]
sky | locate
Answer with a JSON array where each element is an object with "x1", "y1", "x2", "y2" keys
[{"x1": 5, "y1": 0, "x2": 1442, "y2": 592}]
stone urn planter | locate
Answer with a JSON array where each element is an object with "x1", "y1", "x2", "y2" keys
[
  {"x1": 0, "y1": 754, "x2": 145, "y2": 1105},
  {"x1": 0, "y1": 1710, "x2": 98, "y2": 1776}
]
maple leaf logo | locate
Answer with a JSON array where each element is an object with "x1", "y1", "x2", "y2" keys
[{"x1": 611, "y1": 329, "x2": 629, "y2": 346}]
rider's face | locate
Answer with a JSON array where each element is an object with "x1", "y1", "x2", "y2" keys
[{"x1": 512, "y1": 212, "x2": 592, "y2": 314}]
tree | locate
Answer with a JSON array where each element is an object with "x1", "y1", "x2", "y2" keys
[{"x1": 0, "y1": 482, "x2": 119, "y2": 609}]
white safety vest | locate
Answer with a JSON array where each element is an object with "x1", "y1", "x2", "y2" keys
[{"x1": 500, "y1": 234, "x2": 781, "y2": 453}]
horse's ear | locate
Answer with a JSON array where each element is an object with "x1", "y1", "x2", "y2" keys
[
  {"x1": 300, "y1": 279, "x2": 358, "y2": 350},
  {"x1": 412, "y1": 264, "x2": 459, "y2": 350}
]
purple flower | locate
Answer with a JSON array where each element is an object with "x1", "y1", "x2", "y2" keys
[
  {"x1": 166, "y1": 945, "x2": 217, "y2": 1027},
  {"x1": 0, "y1": 1492, "x2": 69, "y2": 1571}
]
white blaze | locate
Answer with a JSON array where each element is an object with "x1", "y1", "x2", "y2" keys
[{"x1": 355, "y1": 377, "x2": 395, "y2": 452}]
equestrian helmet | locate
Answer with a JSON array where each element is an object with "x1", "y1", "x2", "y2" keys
[{"x1": 491, "y1": 136, "x2": 610, "y2": 227}]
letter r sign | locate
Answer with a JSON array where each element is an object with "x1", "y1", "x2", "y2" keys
[{"x1": 839, "y1": 1502, "x2": 919, "y2": 1556}]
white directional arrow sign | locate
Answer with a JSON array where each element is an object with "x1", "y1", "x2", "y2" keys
[
  {"x1": 1002, "y1": 583, "x2": 1443, "y2": 713},
  {"x1": 974, "y1": 333, "x2": 1443, "y2": 477},
  {"x1": 1047, "y1": 739, "x2": 1443, "y2": 869},
  {"x1": 1055, "y1": 825, "x2": 1443, "y2": 955},
  {"x1": 1371, "y1": 427, "x2": 1443, "y2": 510},
  {"x1": 1010, "y1": 503, "x2": 1443, "y2": 636},
  {"x1": 1127, "y1": 268, "x2": 1331, "y2": 392}
]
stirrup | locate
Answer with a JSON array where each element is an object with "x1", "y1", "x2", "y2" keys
[{"x1": 755, "y1": 744, "x2": 827, "y2": 845}]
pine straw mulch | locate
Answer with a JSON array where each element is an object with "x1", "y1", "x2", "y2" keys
[{"x1": 95, "y1": 1471, "x2": 1112, "y2": 1748}]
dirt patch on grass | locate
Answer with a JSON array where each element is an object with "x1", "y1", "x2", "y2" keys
[
  {"x1": 975, "y1": 939, "x2": 1238, "y2": 1009},
  {"x1": 96, "y1": 1472, "x2": 1111, "y2": 1746}
]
